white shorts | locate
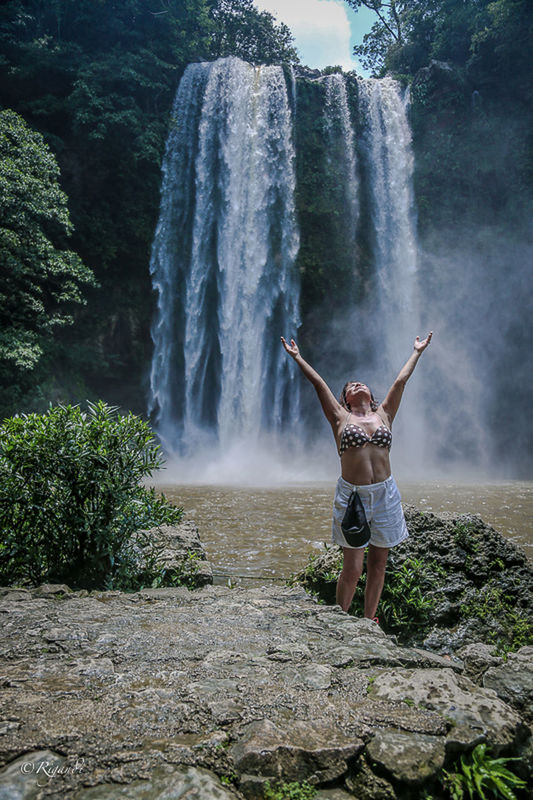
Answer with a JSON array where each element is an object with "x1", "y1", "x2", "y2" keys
[{"x1": 331, "y1": 475, "x2": 409, "y2": 550}]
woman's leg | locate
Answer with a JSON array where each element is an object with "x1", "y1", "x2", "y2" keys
[
  {"x1": 364, "y1": 544, "x2": 389, "y2": 619},
  {"x1": 336, "y1": 547, "x2": 365, "y2": 612}
]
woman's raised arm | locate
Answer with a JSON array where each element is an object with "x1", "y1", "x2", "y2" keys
[
  {"x1": 380, "y1": 332, "x2": 433, "y2": 424},
  {"x1": 281, "y1": 337, "x2": 343, "y2": 427}
]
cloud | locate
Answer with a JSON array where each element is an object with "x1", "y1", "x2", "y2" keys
[{"x1": 255, "y1": 0, "x2": 361, "y2": 72}]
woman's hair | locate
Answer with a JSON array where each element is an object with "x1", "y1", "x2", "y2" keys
[{"x1": 339, "y1": 381, "x2": 379, "y2": 412}]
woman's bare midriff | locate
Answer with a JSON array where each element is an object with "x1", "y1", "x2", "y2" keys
[{"x1": 340, "y1": 446, "x2": 391, "y2": 485}]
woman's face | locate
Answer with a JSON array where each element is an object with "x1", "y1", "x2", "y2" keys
[{"x1": 345, "y1": 381, "x2": 372, "y2": 406}]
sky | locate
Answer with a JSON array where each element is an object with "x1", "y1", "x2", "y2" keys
[{"x1": 254, "y1": 0, "x2": 376, "y2": 76}]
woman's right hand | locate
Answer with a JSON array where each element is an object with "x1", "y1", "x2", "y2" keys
[{"x1": 280, "y1": 336, "x2": 300, "y2": 359}]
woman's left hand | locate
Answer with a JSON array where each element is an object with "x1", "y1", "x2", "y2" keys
[{"x1": 414, "y1": 331, "x2": 433, "y2": 352}]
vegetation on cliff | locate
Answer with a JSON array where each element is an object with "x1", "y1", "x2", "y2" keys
[{"x1": 0, "y1": 109, "x2": 95, "y2": 414}]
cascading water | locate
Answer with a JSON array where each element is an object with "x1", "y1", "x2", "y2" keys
[
  {"x1": 149, "y1": 59, "x2": 428, "y2": 479},
  {"x1": 323, "y1": 73, "x2": 359, "y2": 243},
  {"x1": 357, "y1": 77, "x2": 419, "y2": 370},
  {"x1": 354, "y1": 77, "x2": 424, "y2": 470},
  {"x1": 149, "y1": 58, "x2": 300, "y2": 459}
]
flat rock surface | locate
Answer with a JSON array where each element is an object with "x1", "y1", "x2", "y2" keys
[{"x1": 0, "y1": 584, "x2": 528, "y2": 798}]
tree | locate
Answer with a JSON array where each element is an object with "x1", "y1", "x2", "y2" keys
[
  {"x1": 346, "y1": 0, "x2": 411, "y2": 74},
  {"x1": 470, "y1": 0, "x2": 533, "y2": 100},
  {"x1": 208, "y1": 0, "x2": 299, "y2": 64},
  {"x1": 346, "y1": 1, "x2": 492, "y2": 76},
  {"x1": 0, "y1": 109, "x2": 95, "y2": 377}
]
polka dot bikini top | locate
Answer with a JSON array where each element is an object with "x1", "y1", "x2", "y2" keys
[{"x1": 339, "y1": 418, "x2": 392, "y2": 455}]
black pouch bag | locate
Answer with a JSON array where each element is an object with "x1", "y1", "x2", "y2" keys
[{"x1": 341, "y1": 490, "x2": 371, "y2": 547}]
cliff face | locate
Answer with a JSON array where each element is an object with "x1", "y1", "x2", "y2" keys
[{"x1": 1, "y1": 509, "x2": 532, "y2": 800}]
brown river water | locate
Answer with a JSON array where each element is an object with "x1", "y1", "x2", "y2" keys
[{"x1": 156, "y1": 481, "x2": 533, "y2": 584}]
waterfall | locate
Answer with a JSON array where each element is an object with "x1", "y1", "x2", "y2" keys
[
  {"x1": 149, "y1": 58, "x2": 300, "y2": 457},
  {"x1": 357, "y1": 77, "x2": 419, "y2": 369},
  {"x1": 323, "y1": 73, "x2": 359, "y2": 243},
  {"x1": 357, "y1": 77, "x2": 422, "y2": 468},
  {"x1": 149, "y1": 60, "x2": 426, "y2": 479}
]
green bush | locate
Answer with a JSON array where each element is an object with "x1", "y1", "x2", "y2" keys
[{"x1": 0, "y1": 402, "x2": 182, "y2": 589}]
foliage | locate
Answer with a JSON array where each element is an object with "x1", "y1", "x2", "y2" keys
[
  {"x1": 470, "y1": 0, "x2": 533, "y2": 101},
  {"x1": 345, "y1": 0, "x2": 532, "y2": 83},
  {"x1": 360, "y1": 555, "x2": 438, "y2": 637},
  {"x1": 0, "y1": 402, "x2": 182, "y2": 589},
  {"x1": 459, "y1": 585, "x2": 533, "y2": 656},
  {"x1": 291, "y1": 549, "x2": 439, "y2": 640},
  {"x1": 288, "y1": 546, "x2": 343, "y2": 602},
  {"x1": 219, "y1": 772, "x2": 237, "y2": 786},
  {"x1": 454, "y1": 521, "x2": 480, "y2": 553},
  {"x1": 208, "y1": 0, "x2": 299, "y2": 64},
  {"x1": 264, "y1": 780, "x2": 317, "y2": 800},
  {"x1": 0, "y1": 109, "x2": 94, "y2": 400},
  {"x1": 441, "y1": 743, "x2": 526, "y2": 800}
]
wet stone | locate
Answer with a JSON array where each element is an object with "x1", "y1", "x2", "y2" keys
[
  {"x1": 315, "y1": 790, "x2": 356, "y2": 800},
  {"x1": 457, "y1": 643, "x2": 503, "y2": 682},
  {"x1": 370, "y1": 667, "x2": 523, "y2": 749},
  {"x1": 346, "y1": 757, "x2": 397, "y2": 800},
  {"x1": 74, "y1": 764, "x2": 238, "y2": 799},
  {"x1": 0, "y1": 581, "x2": 530, "y2": 797},
  {"x1": 366, "y1": 729, "x2": 446, "y2": 785},
  {"x1": 0, "y1": 750, "x2": 67, "y2": 799},
  {"x1": 483, "y1": 646, "x2": 533, "y2": 720},
  {"x1": 42, "y1": 627, "x2": 89, "y2": 644},
  {"x1": 327, "y1": 647, "x2": 356, "y2": 668},
  {"x1": 299, "y1": 664, "x2": 332, "y2": 690},
  {"x1": 208, "y1": 699, "x2": 244, "y2": 724},
  {"x1": 32, "y1": 584, "x2": 73, "y2": 598},
  {"x1": 0, "y1": 590, "x2": 32, "y2": 602},
  {"x1": 187, "y1": 678, "x2": 240, "y2": 699},
  {"x1": 230, "y1": 718, "x2": 364, "y2": 784},
  {"x1": 266, "y1": 644, "x2": 311, "y2": 662}
]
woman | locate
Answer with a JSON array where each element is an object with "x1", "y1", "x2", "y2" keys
[{"x1": 281, "y1": 332, "x2": 433, "y2": 619}]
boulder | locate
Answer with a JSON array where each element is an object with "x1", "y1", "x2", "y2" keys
[
  {"x1": 483, "y1": 646, "x2": 533, "y2": 721},
  {"x1": 229, "y1": 718, "x2": 364, "y2": 784},
  {"x1": 128, "y1": 520, "x2": 213, "y2": 588},
  {"x1": 370, "y1": 667, "x2": 524, "y2": 752},
  {"x1": 74, "y1": 765, "x2": 239, "y2": 798},
  {"x1": 290, "y1": 507, "x2": 533, "y2": 658},
  {"x1": 346, "y1": 757, "x2": 397, "y2": 799},
  {"x1": 365, "y1": 729, "x2": 446, "y2": 785},
  {"x1": 0, "y1": 750, "x2": 67, "y2": 800}
]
